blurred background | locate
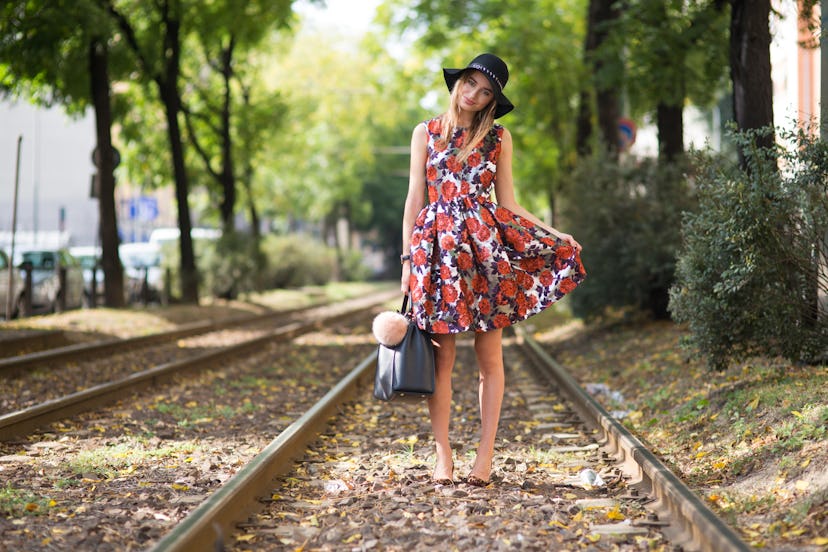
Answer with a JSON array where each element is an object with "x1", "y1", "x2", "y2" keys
[{"x1": 1, "y1": 2, "x2": 825, "y2": 365}]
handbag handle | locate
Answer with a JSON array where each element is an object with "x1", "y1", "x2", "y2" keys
[{"x1": 400, "y1": 294, "x2": 411, "y2": 314}]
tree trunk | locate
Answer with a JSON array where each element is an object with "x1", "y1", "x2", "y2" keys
[
  {"x1": 219, "y1": 39, "x2": 236, "y2": 235},
  {"x1": 159, "y1": 81, "x2": 198, "y2": 303},
  {"x1": 656, "y1": 102, "x2": 684, "y2": 162},
  {"x1": 729, "y1": 0, "x2": 774, "y2": 157},
  {"x1": 88, "y1": 38, "x2": 125, "y2": 308},
  {"x1": 242, "y1": 163, "x2": 261, "y2": 239},
  {"x1": 158, "y1": 18, "x2": 198, "y2": 304},
  {"x1": 577, "y1": 0, "x2": 622, "y2": 158},
  {"x1": 102, "y1": 0, "x2": 198, "y2": 302},
  {"x1": 593, "y1": 0, "x2": 622, "y2": 157}
]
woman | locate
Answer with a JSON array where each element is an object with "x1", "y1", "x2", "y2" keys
[{"x1": 400, "y1": 53, "x2": 586, "y2": 487}]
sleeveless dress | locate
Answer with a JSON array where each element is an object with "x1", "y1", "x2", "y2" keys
[{"x1": 408, "y1": 117, "x2": 587, "y2": 334}]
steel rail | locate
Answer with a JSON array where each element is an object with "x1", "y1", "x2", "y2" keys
[
  {"x1": 0, "y1": 329, "x2": 64, "y2": 357},
  {"x1": 148, "y1": 351, "x2": 376, "y2": 552},
  {"x1": 0, "y1": 291, "x2": 394, "y2": 441},
  {"x1": 0, "y1": 301, "x2": 339, "y2": 377},
  {"x1": 514, "y1": 325, "x2": 750, "y2": 552}
]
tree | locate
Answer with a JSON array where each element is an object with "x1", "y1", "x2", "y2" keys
[
  {"x1": 576, "y1": 0, "x2": 623, "y2": 158},
  {"x1": 259, "y1": 31, "x2": 386, "y2": 276},
  {"x1": 101, "y1": 0, "x2": 199, "y2": 303},
  {"x1": 181, "y1": 0, "x2": 294, "y2": 236},
  {"x1": 616, "y1": 0, "x2": 729, "y2": 162},
  {"x1": 88, "y1": 37, "x2": 126, "y2": 307},
  {"x1": 0, "y1": 0, "x2": 126, "y2": 307}
]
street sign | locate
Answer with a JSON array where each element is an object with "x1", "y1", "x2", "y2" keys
[
  {"x1": 126, "y1": 196, "x2": 159, "y2": 222},
  {"x1": 91, "y1": 146, "x2": 121, "y2": 168},
  {"x1": 618, "y1": 118, "x2": 637, "y2": 151}
]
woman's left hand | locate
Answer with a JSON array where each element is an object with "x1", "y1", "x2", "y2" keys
[{"x1": 558, "y1": 233, "x2": 582, "y2": 252}]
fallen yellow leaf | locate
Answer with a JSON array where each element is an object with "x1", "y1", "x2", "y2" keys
[{"x1": 607, "y1": 506, "x2": 625, "y2": 521}]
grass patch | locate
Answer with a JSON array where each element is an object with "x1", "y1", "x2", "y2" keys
[
  {"x1": 0, "y1": 483, "x2": 55, "y2": 517},
  {"x1": 65, "y1": 441, "x2": 197, "y2": 479},
  {"x1": 152, "y1": 397, "x2": 258, "y2": 427}
]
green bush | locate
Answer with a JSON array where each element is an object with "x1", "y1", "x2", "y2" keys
[
  {"x1": 260, "y1": 234, "x2": 337, "y2": 288},
  {"x1": 162, "y1": 232, "x2": 369, "y2": 299},
  {"x1": 566, "y1": 154, "x2": 697, "y2": 320},
  {"x1": 200, "y1": 231, "x2": 267, "y2": 298},
  {"x1": 339, "y1": 248, "x2": 372, "y2": 282},
  {"x1": 669, "y1": 126, "x2": 828, "y2": 369}
]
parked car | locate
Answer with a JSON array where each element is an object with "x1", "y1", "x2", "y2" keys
[
  {"x1": 0, "y1": 250, "x2": 26, "y2": 319},
  {"x1": 15, "y1": 248, "x2": 85, "y2": 313},
  {"x1": 120, "y1": 242, "x2": 164, "y2": 304},
  {"x1": 69, "y1": 245, "x2": 104, "y2": 307}
]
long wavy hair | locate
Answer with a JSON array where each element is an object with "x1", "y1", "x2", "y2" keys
[{"x1": 440, "y1": 71, "x2": 497, "y2": 163}]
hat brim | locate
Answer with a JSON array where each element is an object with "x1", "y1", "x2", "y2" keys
[{"x1": 443, "y1": 68, "x2": 514, "y2": 118}]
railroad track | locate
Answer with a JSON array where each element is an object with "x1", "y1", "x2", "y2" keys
[
  {"x1": 0, "y1": 291, "x2": 397, "y2": 441},
  {"x1": 0, "y1": 328, "x2": 67, "y2": 358},
  {"x1": 138, "y1": 327, "x2": 750, "y2": 552},
  {"x1": 0, "y1": 301, "x2": 358, "y2": 378}
]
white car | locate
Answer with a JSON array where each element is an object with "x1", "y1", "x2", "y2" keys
[
  {"x1": 69, "y1": 245, "x2": 105, "y2": 307},
  {"x1": 120, "y1": 242, "x2": 164, "y2": 304},
  {"x1": 15, "y1": 248, "x2": 85, "y2": 313}
]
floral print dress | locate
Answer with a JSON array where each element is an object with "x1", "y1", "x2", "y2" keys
[{"x1": 408, "y1": 117, "x2": 586, "y2": 334}]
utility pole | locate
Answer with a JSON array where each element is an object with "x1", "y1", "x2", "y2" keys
[{"x1": 6, "y1": 136, "x2": 22, "y2": 320}]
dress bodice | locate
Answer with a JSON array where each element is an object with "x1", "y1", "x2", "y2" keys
[{"x1": 423, "y1": 118, "x2": 504, "y2": 206}]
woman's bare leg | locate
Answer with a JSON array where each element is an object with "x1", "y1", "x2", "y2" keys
[
  {"x1": 428, "y1": 333, "x2": 456, "y2": 480},
  {"x1": 469, "y1": 329, "x2": 504, "y2": 482}
]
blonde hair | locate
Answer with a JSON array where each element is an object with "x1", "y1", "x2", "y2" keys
[{"x1": 440, "y1": 72, "x2": 497, "y2": 163}]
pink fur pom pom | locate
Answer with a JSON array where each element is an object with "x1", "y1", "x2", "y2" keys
[{"x1": 372, "y1": 311, "x2": 410, "y2": 347}]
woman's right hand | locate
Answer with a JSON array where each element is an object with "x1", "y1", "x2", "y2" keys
[{"x1": 400, "y1": 262, "x2": 411, "y2": 294}]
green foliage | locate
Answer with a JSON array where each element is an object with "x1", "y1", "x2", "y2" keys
[
  {"x1": 199, "y1": 231, "x2": 267, "y2": 298},
  {"x1": 0, "y1": 482, "x2": 53, "y2": 517},
  {"x1": 260, "y1": 234, "x2": 336, "y2": 288},
  {"x1": 386, "y1": 0, "x2": 588, "y2": 218},
  {"x1": 0, "y1": 0, "x2": 119, "y2": 109},
  {"x1": 339, "y1": 249, "x2": 372, "y2": 282},
  {"x1": 669, "y1": 125, "x2": 828, "y2": 369},
  {"x1": 565, "y1": 154, "x2": 697, "y2": 319},
  {"x1": 609, "y1": 0, "x2": 729, "y2": 118}
]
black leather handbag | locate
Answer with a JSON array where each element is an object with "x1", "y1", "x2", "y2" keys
[{"x1": 373, "y1": 296, "x2": 436, "y2": 401}]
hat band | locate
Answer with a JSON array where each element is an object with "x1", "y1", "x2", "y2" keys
[{"x1": 468, "y1": 63, "x2": 504, "y2": 92}]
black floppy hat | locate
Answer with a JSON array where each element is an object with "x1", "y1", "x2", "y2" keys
[{"x1": 443, "y1": 53, "x2": 514, "y2": 118}]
